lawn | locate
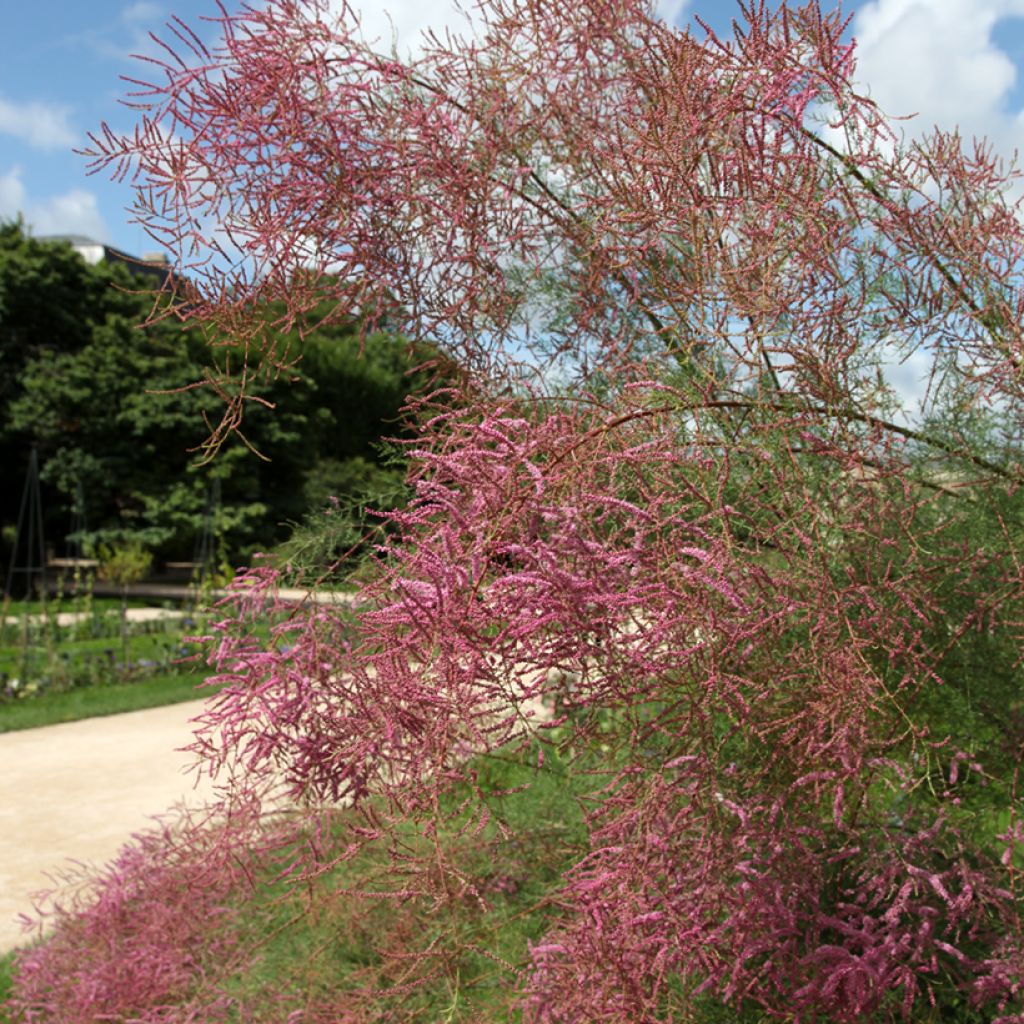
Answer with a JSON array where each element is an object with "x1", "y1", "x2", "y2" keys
[
  {"x1": 0, "y1": 667, "x2": 213, "y2": 733},
  {"x1": 0, "y1": 596, "x2": 214, "y2": 732},
  {"x1": 0, "y1": 951, "x2": 13, "y2": 1024},
  {"x1": 0, "y1": 596, "x2": 163, "y2": 618}
]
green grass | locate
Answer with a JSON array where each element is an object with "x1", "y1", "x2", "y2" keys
[
  {"x1": 0, "y1": 596, "x2": 169, "y2": 618},
  {"x1": 4, "y1": 629, "x2": 179, "y2": 655},
  {"x1": 0, "y1": 950, "x2": 12, "y2": 1024},
  {"x1": 214, "y1": 741, "x2": 597, "y2": 1021},
  {"x1": 0, "y1": 632, "x2": 189, "y2": 674},
  {"x1": 0, "y1": 600, "x2": 285, "y2": 734},
  {"x1": 0, "y1": 668, "x2": 216, "y2": 733},
  {"x1": 0, "y1": 596, "x2": 218, "y2": 731}
]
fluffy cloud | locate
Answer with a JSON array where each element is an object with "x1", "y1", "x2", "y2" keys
[
  {"x1": 839, "y1": 0, "x2": 1024, "y2": 421},
  {"x1": 655, "y1": 0, "x2": 690, "y2": 25},
  {"x1": 120, "y1": 1, "x2": 163, "y2": 24},
  {"x1": 346, "y1": 0, "x2": 687, "y2": 55},
  {"x1": 0, "y1": 96, "x2": 76, "y2": 151},
  {"x1": 0, "y1": 166, "x2": 109, "y2": 241},
  {"x1": 850, "y1": 0, "x2": 1024, "y2": 152}
]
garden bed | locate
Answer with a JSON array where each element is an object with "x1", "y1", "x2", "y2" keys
[{"x1": 0, "y1": 596, "x2": 213, "y2": 731}]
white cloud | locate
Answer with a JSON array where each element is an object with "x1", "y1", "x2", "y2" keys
[
  {"x1": 343, "y1": 0, "x2": 484, "y2": 54},
  {"x1": 833, "y1": 1, "x2": 1024, "y2": 420},
  {"x1": 880, "y1": 340, "x2": 934, "y2": 425},
  {"x1": 850, "y1": 0, "x2": 1024, "y2": 151},
  {"x1": 121, "y1": 1, "x2": 163, "y2": 24},
  {"x1": 0, "y1": 167, "x2": 109, "y2": 241},
  {"x1": 0, "y1": 97, "x2": 76, "y2": 151},
  {"x1": 69, "y1": 2, "x2": 181, "y2": 65},
  {"x1": 0, "y1": 168, "x2": 26, "y2": 215},
  {"x1": 654, "y1": 0, "x2": 689, "y2": 26},
  {"x1": 345, "y1": 0, "x2": 688, "y2": 56},
  {"x1": 30, "y1": 190, "x2": 110, "y2": 240}
]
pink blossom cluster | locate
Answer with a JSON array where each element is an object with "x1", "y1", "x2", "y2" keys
[
  {"x1": 9, "y1": 0, "x2": 1024, "y2": 1019},
  {"x1": 179, "y1": 391, "x2": 1023, "y2": 1018},
  {"x1": 9, "y1": 806, "x2": 267, "y2": 1022}
]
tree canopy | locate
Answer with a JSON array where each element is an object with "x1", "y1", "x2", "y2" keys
[
  {"x1": 0, "y1": 225, "x2": 429, "y2": 571},
  {"x1": 10, "y1": 1, "x2": 1024, "y2": 1021}
]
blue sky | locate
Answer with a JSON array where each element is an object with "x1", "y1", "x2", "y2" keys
[{"x1": 5, "y1": 0, "x2": 1024, "y2": 258}]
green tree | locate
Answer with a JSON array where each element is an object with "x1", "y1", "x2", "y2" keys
[
  {"x1": 0, "y1": 222, "x2": 437, "y2": 569},
  {"x1": 0, "y1": 225, "x2": 153, "y2": 561}
]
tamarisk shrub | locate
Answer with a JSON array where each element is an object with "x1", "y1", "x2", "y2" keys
[
  {"x1": 12, "y1": 0, "x2": 1024, "y2": 1020},
  {"x1": 10, "y1": 804, "x2": 270, "y2": 1022}
]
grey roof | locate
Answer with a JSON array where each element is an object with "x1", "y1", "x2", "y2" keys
[
  {"x1": 35, "y1": 233, "x2": 106, "y2": 247},
  {"x1": 30, "y1": 233, "x2": 177, "y2": 286}
]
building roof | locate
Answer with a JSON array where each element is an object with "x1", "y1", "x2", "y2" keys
[
  {"x1": 37, "y1": 233, "x2": 100, "y2": 247},
  {"x1": 35, "y1": 234, "x2": 176, "y2": 288}
]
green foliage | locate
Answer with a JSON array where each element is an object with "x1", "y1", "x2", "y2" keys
[
  {"x1": 0, "y1": 595, "x2": 198, "y2": 704},
  {"x1": 91, "y1": 538, "x2": 154, "y2": 661},
  {"x1": 0, "y1": 949, "x2": 12, "y2": 1023},
  {"x1": 92, "y1": 539, "x2": 153, "y2": 591},
  {"x1": 276, "y1": 450, "x2": 410, "y2": 585},
  {"x1": 0, "y1": 222, "x2": 433, "y2": 568},
  {"x1": 0, "y1": 220, "x2": 143, "y2": 376}
]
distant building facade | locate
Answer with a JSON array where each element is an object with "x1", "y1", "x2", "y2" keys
[{"x1": 36, "y1": 234, "x2": 176, "y2": 289}]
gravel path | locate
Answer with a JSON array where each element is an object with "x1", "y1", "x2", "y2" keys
[{"x1": 0, "y1": 699, "x2": 216, "y2": 952}]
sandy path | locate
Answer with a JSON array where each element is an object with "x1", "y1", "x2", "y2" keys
[{"x1": 0, "y1": 699, "x2": 217, "y2": 952}]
